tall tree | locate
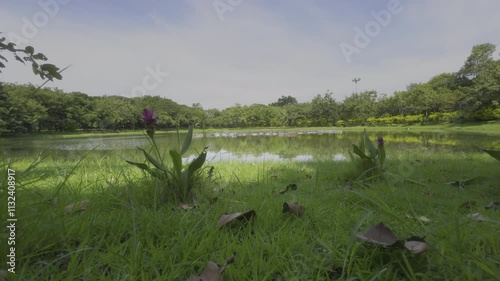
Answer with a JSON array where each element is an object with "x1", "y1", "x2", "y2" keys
[{"x1": 270, "y1": 95, "x2": 298, "y2": 107}]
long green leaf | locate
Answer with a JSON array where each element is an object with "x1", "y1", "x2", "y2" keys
[
  {"x1": 138, "y1": 148, "x2": 168, "y2": 172},
  {"x1": 364, "y1": 133, "x2": 377, "y2": 158},
  {"x1": 483, "y1": 149, "x2": 500, "y2": 161},
  {"x1": 180, "y1": 125, "x2": 194, "y2": 156},
  {"x1": 188, "y1": 150, "x2": 207, "y2": 174},
  {"x1": 169, "y1": 149, "x2": 182, "y2": 176},
  {"x1": 379, "y1": 147, "x2": 386, "y2": 166},
  {"x1": 121, "y1": 157, "x2": 151, "y2": 172},
  {"x1": 352, "y1": 144, "x2": 369, "y2": 159}
]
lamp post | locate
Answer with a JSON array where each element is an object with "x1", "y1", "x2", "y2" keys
[{"x1": 352, "y1": 78, "x2": 361, "y2": 93}]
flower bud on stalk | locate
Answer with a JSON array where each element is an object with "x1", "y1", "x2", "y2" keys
[{"x1": 142, "y1": 108, "x2": 158, "y2": 138}]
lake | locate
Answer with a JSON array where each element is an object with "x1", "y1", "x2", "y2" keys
[{"x1": 1, "y1": 130, "x2": 498, "y2": 163}]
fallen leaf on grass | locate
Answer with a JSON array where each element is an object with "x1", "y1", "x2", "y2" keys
[
  {"x1": 187, "y1": 253, "x2": 235, "y2": 281},
  {"x1": 64, "y1": 200, "x2": 89, "y2": 214},
  {"x1": 446, "y1": 177, "x2": 486, "y2": 189},
  {"x1": 279, "y1": 183, "x2": 298, "y2": 194},
  {"x1": 418, "y1": 216, "x2": 431, "y2": 223},
  {"x1": 282, "y1": 202, "x2": 305, "y2": 217},
  {"x1": 404, "y1": 237, "x2": 427, "y2": 255},
  {"x1": 459, "y1": 201, "x2": 477, "y2": 210},
  {"x1": 187, "y1": 261, "x2": 222, "y2": 281},
  {"x1": 356, "y1": 222, "x2": 398, "y2": 246},
  {"x1": 217, "y1": 211, "x2": 256, "y2": 228},
  {"x1": 485, "y1": 201, "x2": 500, "y2": 210},
  {"x1": 468, "y1": 213, "x2": 485, "y2": 222},
  {"x1": 178, "y1": 203, "x2": 195, "y2": 210}
]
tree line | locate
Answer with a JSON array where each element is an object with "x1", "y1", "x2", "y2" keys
[{"x1": 0, "y1": 43, "x2": 499, "y2": 135}]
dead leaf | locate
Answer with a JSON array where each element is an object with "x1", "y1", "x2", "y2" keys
[
  {"x1": 404, "y1": 237, "x2": 427, "y2": 255},
  {"x1": 485, "y1": 201, "x2": 500, "y2": 210},
  {"x1": 279, "y1": 183, "x2": 298, "y2": 194},
  {"x1": 447, "y1": 177, "x2": 485, "y2": 189},
  {"x1": 459, "y1": 201, "x2": 477, "y2": 209},
  {"x1": 64, "y1": 200, "x2": 89, "y2": 214},
  {"x1": 178, "y1": 203, "x2": 195, "y2": 210},
  {"x1": 187, "y1": 261, "x2": 223, "y2": 281},
  {"x1": 217, "y1": 210, "x2": 256, "y2": 228},
  {"x1": 186, "y1": 253, "x2": 235, "y2": 281},
  {"x1": 468, "y1": 213, "x2": 485, "y2": 222},
  {"x1": 356, "y1": 222, "x2": 398, "y2": 246},
  {"x1": 417, "y1": 216, "x2": 430, "y2": 223},
  {"x1": 282, "y1": 202, "x2": 305, "y2": 217}
]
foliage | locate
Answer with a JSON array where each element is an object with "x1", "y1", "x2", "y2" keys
[
  {"x1": 123, "y1": 117, "x2": 207, "y2": 203},
  {"x1": 348, "y1": 130, "x2": 386, "y2": 179},
  {"x1": 1, "y1": 42, "x2": 500, "y2": 135},
  {"x1": 269, "y1": 95, "x2": 298, "y2": 107},
  {"x1": 0, "y1": 34, "x2": 62, "y2": 81}
]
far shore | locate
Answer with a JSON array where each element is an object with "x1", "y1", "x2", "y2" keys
[{"x1": 1, "y1": 121, "x2": 499, "y2": 140}]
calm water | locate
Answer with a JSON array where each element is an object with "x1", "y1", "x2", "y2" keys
[{"x1": 0, "y1": 130, "x2": 498, "y2": 162}]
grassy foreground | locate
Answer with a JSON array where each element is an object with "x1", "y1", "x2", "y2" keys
[{"x1": 1, "y1": 149, "x2": 500, "y2": 280}]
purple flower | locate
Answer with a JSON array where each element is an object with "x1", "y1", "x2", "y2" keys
[
  {"x1": 142, "y1": 108, "x2": 157, "y2": 123},
  {"x1": 142, "y1": 108, "x2": 157, "y2": 138},
  {"x1": 377, "y1": 136, "x2": 384, "y2": 148}
]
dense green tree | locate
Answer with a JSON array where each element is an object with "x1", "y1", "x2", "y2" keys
[
  {"x1": 270, "y1": 95, "x2": 298, "y2": 107},
  {"x1": 457, "y1": 43, "x2": 496, "y2": 84}
]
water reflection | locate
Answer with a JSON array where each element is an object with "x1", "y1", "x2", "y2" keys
[{"x1": 0, "y1": 130, "x2": 498, "y2": 162}]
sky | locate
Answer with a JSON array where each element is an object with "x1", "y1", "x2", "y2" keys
[{"x1": 1, "y1": 0, "x2": 499, "y2": 109}]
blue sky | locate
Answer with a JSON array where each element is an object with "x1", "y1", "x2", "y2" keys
[{"x1": 1, "y1": 0, "x2": 499, "y2": 109}]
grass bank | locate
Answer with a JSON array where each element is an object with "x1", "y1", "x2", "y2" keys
[
  {"x1": 1, "y1": 148, "x2": 499, "y2": 280},
  {"x1": 2, "y1": 120, "x2": 500, "y2": 140}
]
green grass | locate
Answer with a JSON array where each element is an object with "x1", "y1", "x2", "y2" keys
[{"x1": 1, "y1": 150, "x2": 500, "y2": 280}]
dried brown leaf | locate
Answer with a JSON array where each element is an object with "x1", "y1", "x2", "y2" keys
[
  {"x1": 187, "y1": 253, "x2": 235, "y2": 281},
  {"x1": 485, "y1": 201, "x2": 500, "y2": 210},
  {"x1": 217, "y1": 210, "x2": 256, "y2": 228},
  {"x1": 186, "y1": 261, "x2": 223, "y2": 281},
  {"x1": 404, "y1": 237, "x2": 427, "y2": 255},
  {"x1": 178, "y1": 203, "x2": 195, "y2": 210},
  {"x1": 282, "y1": 202, "x2": 305, "y2": 217},
  {"x1": 64, "y1": 200, "x2": 89, "y2": 214},
  {"x1": 356, "y1": 222, "x2": 398, "y2": 246},
  {"x1": 468, "y1": 213, "x2": 485, "y2": 222},
  {"x1": 459, "y1": 201, "x2": 477, "y2": 209},
  {"x1": 279, "y1": 183, "x2": 298, "y2": 194}
]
